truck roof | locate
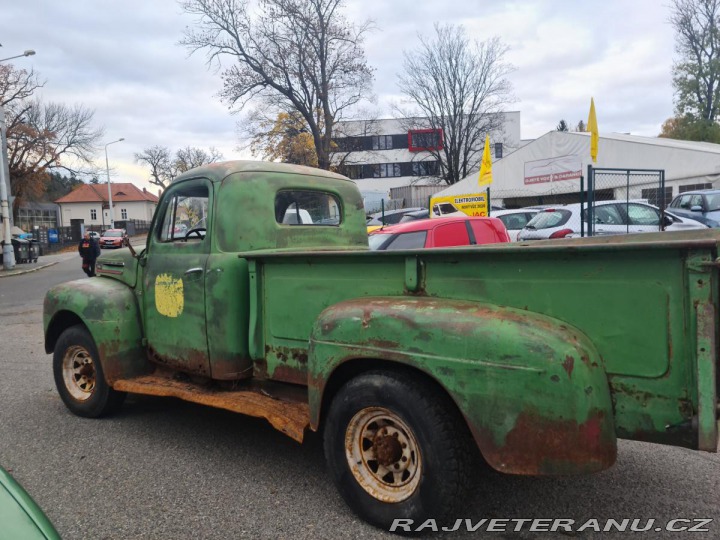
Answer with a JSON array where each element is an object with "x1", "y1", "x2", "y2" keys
[{"x1": 172, "y1": 160, "x2": 351, "y2": 185}]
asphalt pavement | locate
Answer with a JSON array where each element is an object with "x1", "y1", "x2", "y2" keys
[{"x1": 0, "y1": 256, "x2": 718, "y2": 539}]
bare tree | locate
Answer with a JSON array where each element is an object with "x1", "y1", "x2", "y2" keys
[
  {"x1": 670, "y1": 0, "x2": 720, "y2": 121},
  {"x1": 135, "y1": 145, "x2": 223, "y2": 189},
  {"x1": 396, "y1": 24, "x2": 514, "y2": 185},
  {"x1": 180, "y1": 0, "x2": 374, "y2": 170},
  {"x1": 134, "y1": 146, "x2": 172, "y2": 189},
  {"x1": 174, "y1": 146, "x2": 223, "y2": 174},
  {"x1": 1, "y1": 64, "x2": 104, "y2": 209},
  {"x1": 556, "y1": 119, "x2": 569, "y2": 132}
]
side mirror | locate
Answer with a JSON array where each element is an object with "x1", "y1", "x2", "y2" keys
[
  {"x1": 663, "y1": 215, "x2": 674, "y2": 227},
  {"x1": 690, "y1": 205, "x2": 703, "y2": 212}
]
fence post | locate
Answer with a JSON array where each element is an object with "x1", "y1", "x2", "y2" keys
[
  {"x1": 580, "y1": 175, "x2": 585, "y2": 238},
  {"x1": 587, "y1": 165, "x2": 594, "y2": 237}
]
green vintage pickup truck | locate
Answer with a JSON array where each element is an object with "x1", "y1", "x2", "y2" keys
[{"x1": 44, "y1": 161, "x2": 718, "y2": 528}]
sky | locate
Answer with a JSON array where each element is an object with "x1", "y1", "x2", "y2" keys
[{"x1": 2, "y1": 0, "x2": 676, "y2": 191}]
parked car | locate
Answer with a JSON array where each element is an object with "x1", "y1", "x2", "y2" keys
[
  {"x1": 491, "y1": 207, "x2": 546, "y2": 241},
  {"x1": 366, "y1": 207, "x2": 425, "y2": 227},
  {"x1": 668, "y1": 189, "x2": 720, "y2": 227},
  {"x1": 88, "y1": 231, "x2": 101, "y2": 240},
  {"x1": 368, "y1": 215, "x2": 510, "y2": 250},
  {"x1": 517, "y1": 201, "x2": 707, "y2": 241},
  {"x1": 0, "y1": 465, "x2": 61, "y2": 539},
  {"x1": 100, "y1": 228, "x2": 127, "y2": 249}
]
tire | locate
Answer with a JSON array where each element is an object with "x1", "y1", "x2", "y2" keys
[
  {"x1": 323, "y1": 370, "x2": 474, "y2": 531},
  {"x1": 53, "y1": 325, "x2": 126, "y2": 418}
]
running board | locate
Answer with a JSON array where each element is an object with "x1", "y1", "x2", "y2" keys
[{"x1": 113, "y1": 375, "x2": 310, "y2": 442}]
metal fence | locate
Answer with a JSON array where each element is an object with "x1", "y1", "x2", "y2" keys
[
  {"x1": 585, "y1": 167, "x2": 666, "y2": 236},
  {"x1": 35, "y1": 219, "x2": 152, "y2": 255}
]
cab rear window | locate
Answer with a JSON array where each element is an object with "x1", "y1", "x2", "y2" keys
[{"x1": 275, "y1": 190, "x2": 341, "y2": 225}]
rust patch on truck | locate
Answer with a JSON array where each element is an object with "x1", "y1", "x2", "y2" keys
[
  {"x1": 562, "y1": 356, "x2": 575, "y2": 378},
  {"x1": 113, "y1": 374, "x2": 310, "y2": 442},
  {"x1": 474, "y1": 409, "x2": 617, "y2": 475}
]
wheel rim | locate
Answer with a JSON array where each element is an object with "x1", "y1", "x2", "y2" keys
[
  {"x1": 345, "y1": 406, "x2": 422, "y2": 503},
  {"x1": 62, "y1": 345, "x2": 96, "y2": 401}
]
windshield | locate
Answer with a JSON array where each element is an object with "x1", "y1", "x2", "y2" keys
[
  {"x1": 368, "y1": 233, "x2": 391, "y2": 250},
  {"x1": 524, "y1": 209, "x2": 572, "y2": 229},
  {"x1": 103, "y1": 231, "x2": 123, "y2": 237}
]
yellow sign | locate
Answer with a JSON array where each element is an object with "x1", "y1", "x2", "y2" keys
[
  {"x1": 155, "y1": 273, "x2": 184, "y2": 318},
  {"x1": 430, "y1": 193, "x2": 488, "y2": 218}
]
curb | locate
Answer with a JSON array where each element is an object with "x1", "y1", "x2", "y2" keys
[{"x1": 0, "y1": 261, "x2": 59, "y2": 278}]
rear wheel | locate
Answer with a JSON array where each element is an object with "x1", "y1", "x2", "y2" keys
[
  {"x1": 53, "y1": 325, "x2": 126, "y2": 417},
  {"x1": 323, "y1": 370, "x2": 474, "y2": 530}
]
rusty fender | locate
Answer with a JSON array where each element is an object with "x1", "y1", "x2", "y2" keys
[
  {"x1": 44, "y1": 278, "x2": 149, "y2": 383},
  {"x1": 308, "y1": 296, "x2": 617, "y2": 476}
]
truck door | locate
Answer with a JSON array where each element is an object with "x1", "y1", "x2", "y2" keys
[{"x1": 143, "y1": 179, "x2": 212, "y2": 376}]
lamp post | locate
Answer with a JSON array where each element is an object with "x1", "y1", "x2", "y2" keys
[
  {"x1": 0, "y1": 49, "x2": 36, "y2": 270},
  {"x1": 104, "y1": 138, "x2": 124, "y2": 229}
]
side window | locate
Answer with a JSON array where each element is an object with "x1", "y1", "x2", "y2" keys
[
  {"x1": 385, "y1": 231, "x2": 427, "y2": 250},
  {"x1": 626, "y1": 204, "x2": 660, "y2": 225},
  {"x1": 689, "y1": 194, "x2": 704, "y2": 209},
  {"x1": 275, "y1": 190, "x2": 341, "y2": 226},
  {"x1": 498, "y1": 213, "x2": 529, "y2": 230},
  {"x1": 433, "y1": 222, "x2": 470, "y2": 247},
  {"x1": 593, "y1": 205, "x2": 623, "y2": 225},
  {"x1": 676, "y1": 195, "x2": 692, "y2": 209},
  {"x1": 158, "y1": 184, "x2": 209, "y2": 242}
]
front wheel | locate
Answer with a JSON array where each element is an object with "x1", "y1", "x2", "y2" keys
[
  {"x1": 323, "y1": 370, "x2": 474, "y2": 530},
  {"x1": 53, "y1": 325, "x2": 126, "y2": 418}
]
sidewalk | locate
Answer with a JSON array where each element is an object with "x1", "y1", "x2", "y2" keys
[{"x1": 0, "y1": 236, "x2": 147, "y2": 279}]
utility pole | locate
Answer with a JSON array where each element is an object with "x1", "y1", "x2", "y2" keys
[
  {"x1": 0, "y1": 48, "x2": 36, "y2": 270},
  {"x1": 104, "y1": 138, "x2": 124, "y2": 229},
  {"x1": 0, "y1": 106, "x2": 14, "y2": 269}
]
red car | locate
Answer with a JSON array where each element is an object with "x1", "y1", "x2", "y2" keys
[
  {"x1": 100, "y1": 228, "x2": 127, "y2": 249},
  {"x1": 368, "y1": 215, "x2": 510, "y2": 250}
]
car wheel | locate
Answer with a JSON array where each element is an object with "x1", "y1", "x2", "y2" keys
[
  {"x1": 53, "y1": 325, "x2": 126, "y2": 418},
  {"x1": 323, "y1": 370, "x2": 474, "y2": 530}
]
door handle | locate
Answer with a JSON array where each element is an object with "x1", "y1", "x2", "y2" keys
[{"x1": 184, "y1": 267, "x2": 204, "y2": 276}]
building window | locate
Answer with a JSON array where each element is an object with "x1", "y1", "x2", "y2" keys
[
  {"x1": 412, "y1": 161, "x2": 439, "y2": 176},
  {"x1": 371, "y1": 135, "x2": 393, "y2": 150},
  {"x1": 373, "y1": 163, "x2": 402, "y2": 178},
  {"x1": 121, "y1": 208, "x2": 128, "y2": 219},
  {"x1": 341, "y1": 164, "x2": 364, "y2": 179},
  {"x1": 641, "y1": 187, "x2": 673, "y2": 207},
  {"x1": 90, "y1": 209, "x2": 97, "y2": 220},
  {"x1": 679, "y1": 183, "x2": 712, "y2": 193},
  {"x1": 494, "y1": 143, "x2": 503, "y2": 159},
  {"x1": 408, "y1": 129, "x2": 443, "y2": 152}
]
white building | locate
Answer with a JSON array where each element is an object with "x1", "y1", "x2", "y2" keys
[
  {"x1": 437, "y1": 131, "x2": 720, "y2": 208},
  {"x1": 330, "y1": 113, "x2": 522, "y2": 199},
  {"x1": 55, "y1": 182, "x2": 159, "y2": 228}
]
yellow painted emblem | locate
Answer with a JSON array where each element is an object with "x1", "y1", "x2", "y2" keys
[{"x1": 155, "y1": 273, "x2": 184, "y2": 317}]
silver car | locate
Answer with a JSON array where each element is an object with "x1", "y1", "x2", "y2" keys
[{"x1": 517, "y1": 201, "x2": 707, "y2": 241}]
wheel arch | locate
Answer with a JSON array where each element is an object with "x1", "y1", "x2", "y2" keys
[
  {"x1": 43, "y1": 279, "x2": 151, "y2": 384},
  {"x1": 309, "y1": 296, "x2": 618, "y2": 476}
]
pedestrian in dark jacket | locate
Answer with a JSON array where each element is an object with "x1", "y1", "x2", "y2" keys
[{"x1": 78, "y1": 232, "x2": 101, "y2": 277}]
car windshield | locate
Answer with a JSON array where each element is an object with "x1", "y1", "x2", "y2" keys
[
  {"x1": 103, "y1": 231, "x2": 123, "y2": 237},
  {"x1": 524, "y1": 209, "x2": 572, "y2": 229},
  {"x1": 368, "y1": 233, "x2": 391, "y2": 250},
  {"x1": 706, "y1": 194, "x2": 720, "y2": 211}
]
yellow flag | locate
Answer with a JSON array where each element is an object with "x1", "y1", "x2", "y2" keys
[
  {"x1": 478, "y1": 135, "x2": 493, "y2": 187},
  {"x1": 588, "y1": 97, "x2": 598, "y2": 163}
]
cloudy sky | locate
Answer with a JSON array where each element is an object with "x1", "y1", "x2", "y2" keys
[{"x1": 3, "y1": 0, "x2": 675, "y2": 190}]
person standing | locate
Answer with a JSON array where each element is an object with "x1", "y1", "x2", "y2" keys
[{"x1": 78, "y1": 231, "x2": 101, "y2": 277}]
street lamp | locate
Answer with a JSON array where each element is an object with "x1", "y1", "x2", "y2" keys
[
  {"x1": 104, "y1": 138, "x2": 124, "y2": 229},
  {"x1": 0, "y1": 49, "x2": 35, "y2": 63},
  {"x1": 0, "y1": 48, "x2": 36, "y2": 270}
]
